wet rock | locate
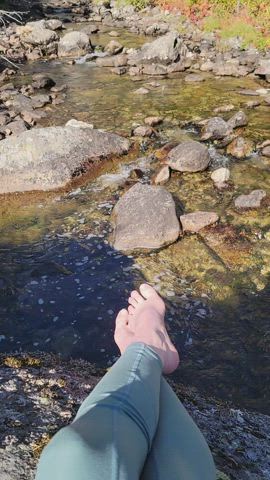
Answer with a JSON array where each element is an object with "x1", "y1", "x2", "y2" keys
[
  {"x1": 21, "y1": 109, "x2": 46, "y2": 124},
  {"x1": 96, "y1": 56, "x2": 116, "y2": 67},
  {"x1": 50, "y1": 84, "x2": 68, "y2": 93},
  {"x1": 65, "y1": 119, "x2": 94, "y2": 129},
  {"x1": 227, "y1": 137, "x2": 254, "y2": 159},
  {"x1": 234, "y1": 190, "x2": 266, "y2": 209},
  {"x1": 265, "y1": 97, "x2": 270, "y2": 106},
  {"x1": 201, "y1": 117, "x2": 231, "y2": 141},
  {"x1": 111, "y1": 66, "x2": 127, "y2": 75},
  {"x1": 211, "y1": 167, "x2": 230, "y2": 184},
  {"x1": 32, "y1": 74, "x2": 56, "y2": 90},
  {"x1": 244, "y1": 100, "x2": 261, "y2": 108},
  {"x1": 167, "y1": 60, "x2": 187, "y2": 73},
  {"x1": 152, "y1": 165, "x2": 170, "y2": 185},
  {"x1": 108, "y1": 30, "x2": 120, "y2": 37},
  {"x1": 180, "y1": 211, "x2": 219, "y2": 233},
  {"x1": 31, "y1": 94, "x2": 51, "y2": 109},
  {"x1": 105, "y1": 40, "x2": 123, "y2": 55},
  {"x1": 111, "y1": 182, "x2": 180, "y2": 251},
  {"x1": 129, "y1": 168, "x2": 144, "y2": 180},
  {"x1": 0, "y1": 126, "x2": 130, "y2": 193},
  {"x1": 144, "y1": 116, "x2": 163, "y2": 126},
  {"x1": 58, "y1": 31, "x2": 92, "y2": 57},
  {"x1": 227, "y1": 110, "x2": 248, "y2": 129},
  {"x1": 184, "y1": 73, "x2": 205, "y2": 82},
  {"x1": 128, "y1": 31, "x2": 187, "y2": 66},
  {"x1": 81, "y1": 24, "x2": 99, "y2": 35},
  {"x1": 214, "y1": 104, "x2": 235, "y2": 114},
  {"x1": 132, "y1": 125, "x2": 155, "y2": 137},
  {"x1": 167, "y1": 140, "x2": 210, "y2": 173},
  {"x1": 134, "y1": 87, "x2": 149, "y2": 95}
]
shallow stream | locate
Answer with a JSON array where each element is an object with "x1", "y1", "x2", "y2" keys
[{"x1": 1, "y1": 25, "x2": 270, "y2": 414}]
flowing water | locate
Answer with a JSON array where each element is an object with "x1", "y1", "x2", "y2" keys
[{"x1": 1, "y1": 25, "x2": 270, "y2": 414}]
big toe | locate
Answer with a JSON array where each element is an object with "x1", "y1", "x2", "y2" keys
[{"x1": 139, "y1": 283, "x2": 157, "y2": 299}]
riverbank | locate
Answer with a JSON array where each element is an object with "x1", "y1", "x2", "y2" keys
[{"x1": 1, "y1": 351, "x2": 269, "y2": 480}]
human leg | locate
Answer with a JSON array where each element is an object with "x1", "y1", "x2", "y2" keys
[
  {"x1": 141, "y1": 378, "x2": 216, "y2": 480},
  {"x1": 35, "y1": 284, "x2": 179, "y2": 480}
]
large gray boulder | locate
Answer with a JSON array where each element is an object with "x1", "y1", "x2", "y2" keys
[
  {"x1": 128, "y1": 31, "x2": 188, "y2": 66},
  {"x1": 111, "y1": 183, "x2": 180, "y2": 251},
  {"x1": 58, "y1": 31, "x2": 92, "y2": 57},
  {"x1": 167, "y1": 141, "x2": 210, "y2": 173},
  {"x1": 0, "y1": 126, "x2": 130, "y2": 194},
  {"x1": 23, "y1": 28, "x2": 58, "y2": 46}
]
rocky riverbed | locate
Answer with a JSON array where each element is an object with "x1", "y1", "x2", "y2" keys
[{"x1": 0, "y1": 0, "x2": 270, "y2": 478}]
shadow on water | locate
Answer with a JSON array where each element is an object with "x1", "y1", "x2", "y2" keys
[
  {"x1": 0, "y1": 233, "x2": 269, "y2": 414},
  {"x1": 0, "y1": 236, "x2": 148, "y2": 364}
]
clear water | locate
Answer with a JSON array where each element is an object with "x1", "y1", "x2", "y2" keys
[{"x1": 1, "y1": 25, "x2": 270, "y2": 414}]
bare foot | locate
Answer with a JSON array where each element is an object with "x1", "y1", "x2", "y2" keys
[{"x1": 114, "y1": 284, "x2": 179, "y2": 374}]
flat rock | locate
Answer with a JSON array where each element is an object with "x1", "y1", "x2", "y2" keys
[
  {"x1": 255, "y1": 59, "x2": 270, "y2": 76},
  {"x1": 0, "y1": 126, "x2": 130, "y2": 194},
  {"x1": 31, "y1": 94, "x2": 51, "y2": 109},
  {"x1": 32, "y1": 74, "x2": 55, "y2": 89},
  {"x1": 227, "y1": 110, "x2": 248, "y2": 129},
  {"x1": 58, "y1": 31, "x2": 92, "y2": 57},
  {"x1": 227, "y1": 137, "x2": 254, "y2": 159},
  {"x1": 111, "y1": 182, "x2": 180, "y2": 251},
  {"x1": 134, "y1": 87, "x2": 149, "y2": 95},
  {"x1": 214, "y1": 104, "x2": 235, "y2": 113},
  {"x1": 81, "y1": 24, "x2": 99, "y2": 35},
  {"x1": 167, "y1": 140, "x2": 210, "y2": 172},
  {"x1": 180, "y1": 211, "x2": 219, "y2": 233},
  {"x1": 128, "y1": 31, "x2": 187, "y2": 66},
  {"x1": 3, "y1": 119, "x2": 28, "y2": 136},
  {"x1": 22, "y1": 27, "x2": 58, "y2": 46},
  {"x1": 184, "y1": 73, "x2": 205, "y2": 82},
  {"x1": 234, "y1": 190, "x2": 266, "y2": 209},
  {"x1": 144, "y1": 116, "x2": 163, "y2": 126},
  {"x1": 201, "y1": 117, "x2": 232, "y2": 140}
]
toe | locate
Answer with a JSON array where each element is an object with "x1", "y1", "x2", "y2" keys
[
  {"x1": 130, "y1": 290, "x2": 144, "y2": 303},
  {"x1": 128, "y1": 305, "x2": 135, "y2": 315},
  {"x1": 128, "y1": 297, "x2": 139, "y2": 308},
  {"x1": 115, "y1": 308, "x2": 129, "y2": 328},
  {"x1": 139, "y1": 283, "x2": 157, "y2": 299}
]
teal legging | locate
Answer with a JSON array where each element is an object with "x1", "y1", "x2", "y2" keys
[{"x1": 35, "y1": 343, "x2": 216, "y2": 480}]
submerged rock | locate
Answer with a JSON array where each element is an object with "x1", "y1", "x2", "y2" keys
[
  {"x1": 167, "y1": 141, "x2": 210, "y2": 173},
  {"x1": 227, "y1": 110, "x2": 248, "y2": 129},
  {"x1": 111, "y1": 182, "x2": 180, "y2": 251},
  {"x1": 262, "y1": 146, "x2": 270, "y2": 157},
  {"x1": 201, "y1": 117, "x2": 231, "y2": 141},
  {"x1": 180, "y1": 211, "x2": 219, "y2": 233},
  {"x1": 0, "y1": 126, "x2": 130, "y2": 194},
  {"x1": 227, "y1": 137, "x2": 254, "y2": 159},
  {"x1": 211, "y1": 167, "x2": 230, "y2": 185},
  {"x1": 234, "y1": 190, "x2": 267, "y2": 209},
  {"x1": 58, "y1": 31, "x2": 92, "y2": 57}
]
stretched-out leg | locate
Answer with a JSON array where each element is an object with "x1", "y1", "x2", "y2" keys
[
  {"x1": 35, "y1": 342, "x2": 162, "y2": 480},
  {"x1": 141, "y1": 378, "x2": 216, "y2": 480},
  {"x1": 35, "y1": 283, "x2": 179, "y2": 480}
]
